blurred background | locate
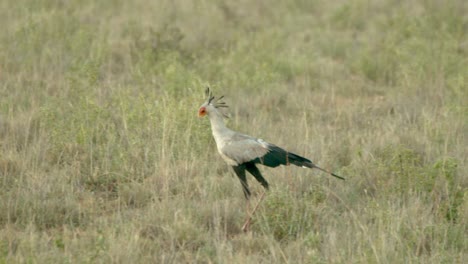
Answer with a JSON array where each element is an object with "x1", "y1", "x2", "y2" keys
[{"x1": 0, "y1": 0, "x2": 466, "y2": 262}]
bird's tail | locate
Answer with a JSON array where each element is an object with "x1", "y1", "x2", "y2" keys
[
  {"x1": 288, "y1": 152, "x2": 345, "y2": 180},
  {"x1": 308, "y1": 163, "x2": 345, "y2": 180}
]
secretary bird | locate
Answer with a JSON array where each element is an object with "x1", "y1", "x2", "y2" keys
[{"x1": 198, "y1": 88, "x2": 344, "y2": 231}]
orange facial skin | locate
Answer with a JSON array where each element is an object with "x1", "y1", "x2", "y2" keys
[{"x1": 198, "y1": 107, "x2": 207, "y2": 117}]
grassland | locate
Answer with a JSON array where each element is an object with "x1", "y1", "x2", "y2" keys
[{"x1": 1, "y1": 0, "x2": 467, "y2": 263}]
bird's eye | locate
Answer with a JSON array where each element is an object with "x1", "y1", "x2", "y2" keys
[{"x1": 198, "y1": 107, "x2": 207, "y2": 116}]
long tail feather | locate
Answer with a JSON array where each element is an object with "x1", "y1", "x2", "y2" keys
[
  {"x1": 309, "y1": 164, "x2": 345, "y2": 180},
  {"x1": 254, "y1": 144, "x2": 345, "y2": 180},
  {"x1": 286, "y1": 152, "x2": 345, "y2": 180}
]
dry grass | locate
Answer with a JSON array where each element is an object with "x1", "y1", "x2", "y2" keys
[{"x1": 1, "y1": 0, "x2": 467, "y2": 263}]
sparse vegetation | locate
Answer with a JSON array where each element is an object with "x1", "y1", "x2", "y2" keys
[{"x1": 1, "y1": 0, "x2": 466, "y2": 263}]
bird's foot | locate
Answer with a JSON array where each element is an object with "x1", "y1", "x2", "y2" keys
[
  {"x1": 242, "y1": 218, "x2": 251, "y2": 232},
  {"x1": 241, "y1": 191, "x2": 266, "y2": 233}
]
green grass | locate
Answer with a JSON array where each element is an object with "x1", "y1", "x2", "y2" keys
[{"x1": 1, "y1": 0, "x2": 467, "y2": 263}]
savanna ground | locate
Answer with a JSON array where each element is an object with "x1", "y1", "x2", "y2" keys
[{"x1": 1, "y1": 0, "x2": 467, "y2": 263}]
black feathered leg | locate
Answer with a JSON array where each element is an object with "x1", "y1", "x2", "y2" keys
[
  {"x1": 233, "y1": 164, "x2": 254, "y2": 231},
  {"x1": 232, "y1": 165, "x2": 250, "y2": 199},
  {"x1": 245, "y1": 163, "x2": 269, "y2": 190},
  {"x1": 241, "y1": 163, "x2": 269, "y2": 232}
]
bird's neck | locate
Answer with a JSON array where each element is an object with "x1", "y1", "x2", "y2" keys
[
  {"x1": 208, "y1": 111, "x2": 227, "y2": 132},
  {"x1": 208, "y1": 111, "x2": 231, "y2": 144}
]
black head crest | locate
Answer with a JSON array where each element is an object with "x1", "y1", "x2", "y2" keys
[
  {"x1": 205, "y1": 87, "x2": 215, "y2": 104},
  {"x1": 205, "y1": 87, "x2": 228, "y2": 109}
]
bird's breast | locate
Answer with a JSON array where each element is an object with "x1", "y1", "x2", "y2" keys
[
  {"x1": 218, "y1": 151, "x2": 239, "y2": 166},
  {"x1": 212, "y1": 134, "x2": 238, "y2": 166}
]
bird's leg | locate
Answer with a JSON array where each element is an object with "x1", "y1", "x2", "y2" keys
[
  {"x1": 243, "y1": 198, "x2": 251, "y2": 232},
  {"x1": 232, "y1": 165, "x2": 251, "y2": 199},
  {"x1": 245, "y1": 163, "x2": 269, "y2": 190},
  {"x1": 242, "y1": 190, "x2": 266, "y2": 232},
  {"x1": 242, "y1": 163, "x2": 268, "y2": 232}
]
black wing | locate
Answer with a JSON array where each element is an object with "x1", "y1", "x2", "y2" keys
[
  {"x1": 252, "y1": 144, "x2": 345, "y2": 180},
  {"x1": 251, "y1": 144, "x2": 309, "y2": 167}
]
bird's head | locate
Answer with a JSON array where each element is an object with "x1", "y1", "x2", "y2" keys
[{"x1": 198, "y1": 87, "x2": 229, "y2": 118}]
